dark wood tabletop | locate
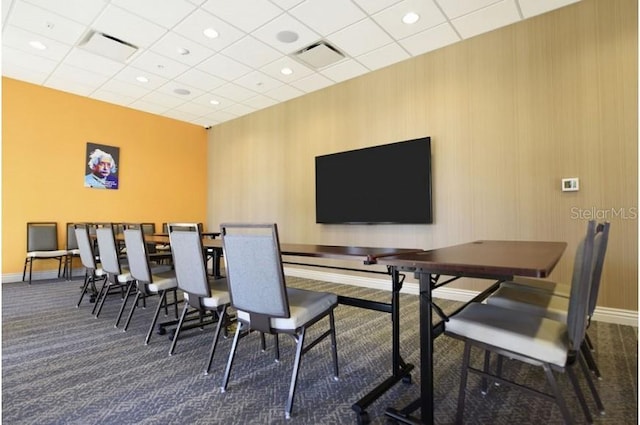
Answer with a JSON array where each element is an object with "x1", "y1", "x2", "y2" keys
[{"x1": 376, "y1": 240, "x2": 567, "y2": 279}]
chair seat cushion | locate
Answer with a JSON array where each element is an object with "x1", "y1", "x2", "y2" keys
[
  {"x1": 116, "y1": 271, "x2": 132, "y2": 283},
  {"x1": 486, "y1": 285, "x2": 570, "y2": 323},
  {"x1": 68, "y1": 248, "x2": 81, "y2": 256},
  {"x1": 237, "y1": 288, "x2": 337, "y2": 331},
  {"x1": 445, "y1": 303, "x2": 570, "y2": 367},
  {"x1": 502, "y1": 277, "x2": 571, "y2": 298},
  {"x1": 95, "y1": 268, "x2": 106, "y2": 277},
  {"x1": 148, "y1": 270, "x2": 178, "y2": 292},
  {"x1": 184, "y1": 278, "x2": 230, "y2": 308},
  {"x1": 27, "y1": 250, "x2": 67, "y2": 258}
]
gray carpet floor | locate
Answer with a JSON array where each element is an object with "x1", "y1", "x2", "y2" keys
[{"x1": 2, "y1": 275, "x2": 637, "y2": 424}]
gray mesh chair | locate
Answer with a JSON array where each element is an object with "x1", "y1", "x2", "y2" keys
[
  {"x1": 486, "y1": 221, "x2": 611, "y2": 382},
  {"x1": 120, "y1": 224, "x2": 179, "y2": 344},
  {"x1": 445, "y1": 220, "x2": 598, "y2": 424},
  {"x1": 22, "y1": 222, "x2": 68, "y2": 284},
  {"x1": 219, "y1": 223, "x2": 339, "y2": 420},
  {"x1": 74, "y1": 223, "x2": 107, "y2": 308},
  {"x1": 94, "y1": 223, "x2": 135, "y2": 320},
  {"x1": 167, "y1": 223, "x2": 231, "y2": 375}
]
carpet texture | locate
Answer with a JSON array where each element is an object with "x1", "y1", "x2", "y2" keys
[{"x1": 2, "y1": 276, "x2": 637, "y2": 424}]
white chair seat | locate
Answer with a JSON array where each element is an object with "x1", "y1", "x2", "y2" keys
[
  {"x1": 486, "y1": 285, "x2": 570, "y2": 322},
  {"x1": 237, "y1": 288, "x2": 337, "y2": 331},
  {"x1": 147, "y1": 271, "x2": 178, "y2": 292},
  {"x1": 116, "y1": 271, "x2": 132, "y2": 283},
  {"x1": 184, "y1": 278, "x2": 230, "y2": 308},
  {"x1": 27, "y1": 249, "x2": 67, "y2": 258},
  {"x1": 95, "y1": 268, "x2": 106, "y2": 277},
  {"x1": 446, "y1": 302, "x2": 569, "y2": 367}
]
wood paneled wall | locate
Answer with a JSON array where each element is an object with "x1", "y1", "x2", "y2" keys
[{"x1": 207, "y1": 0, "x2": 638, "y2": 311}]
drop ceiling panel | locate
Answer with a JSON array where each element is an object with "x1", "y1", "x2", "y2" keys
[
  {"x1": 112, "y1": 66, "x2": 168, "y2": 90},
  {"x1": 320, "y1": 59, "x2": 369, "y2": 82},
  {"x1": 3, "y1": 25, "x2": 73, "y2": 61},
  {"x1": 9, "y1": 1, "x2": 87, "y2": 44},
  {"x1": 90, "y1": 89, "x2": 138, "y2": 106},
  {"x1": 251, "y1": 12, "x2": 321, "y2": 54},
  {"x1": 356, "y1": 42, "x2": 410, "y2": 71},
  {"x1": 150, "y1": 31, "x2": 216, "y2": 67},
  {"x1": 197, "y1": 54, "x2": 252, "y2": 81},
  {"x1": 519, "y1": 0, "x2": 581, "y2": 18},
  {"x1": 63, "y1": 48, "x2": 127, "y2": 77},
  {"x1": 327, "y1": 18, "x2": 394, "y2": 58},
  {"x1": 221, "y1": 35, "x2": 282, "y2": 68},
  {"x1": 212, "y1": 82, "x2": 257, "y2": 102},
  {"x1": 399, "y1": 23, "x2": 460, "y2": 56},
  {"x1": 174, "y1": 68, "x2": 226, "y2": 92},
  {"x1": 372, "y1": 0, "x2": 447, "y2": 40},
  {"x1": 290, "y1": 0, "x2": 367, "y2": 36},
  {"x1": 452, "y1": 0, "x2": 521, "y2": 40},
  {"x1": 110, "y1": 0, "x2": 197, "y2": 29},
  {"x1": 435, "y1": 0, "x2": 504, "y2": 19},
  {"x1": 352, "y1": 0, "x2": 404, "y2": 14},
  {"x1": 260, "y1": 56, "x2": 315, "y2": 83},
  {"x1": 290, "y1": 73, "x2": 334, "y2": 93},
  {"x1": 2, "y1": 45, "x2": 58, "y2": 83},
  {"x1": 244, "y1": 94, "x2": 279, "y2": 110},
  {"x1": 264, "y1": 84, "x2": 305, "y2": 102},
  {"x1": 21, "y1": 0, "x2": 107, "y2": 25},
  {"x1": 91, "y1": 4, "x2": 167, "y2": 49},
  {"x1": 234, "y1": 71, "x2": 283, "y2": 94},
  {"x1": 201, "y1": 0, "x2": 283, "y2": 32},
  {"x1": 129, "y1": 50, "x2": 190, "y2": 80},
  {"x1": 172, "y1": 9, "x2": 246, "y2": 52}
]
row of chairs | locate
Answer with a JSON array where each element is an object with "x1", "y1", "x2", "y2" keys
[
  {"x1": 74, "y1": 222, "x2": 340, "y2": 419},
  {"x1": 443, "y1": 220, "x2": 610, "y2": 424}
]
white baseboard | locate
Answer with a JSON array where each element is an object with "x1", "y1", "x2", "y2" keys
[
  {"x1": 283, "y1": 266, "x2": 638, "y2": 327},
  {"x1": 2, "y1": 268, "x2": 82, "y2": 283}
]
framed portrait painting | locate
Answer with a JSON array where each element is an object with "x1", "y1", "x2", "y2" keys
[{"x1": 84, "y1": 142, "x2": 119, "y2": 189}]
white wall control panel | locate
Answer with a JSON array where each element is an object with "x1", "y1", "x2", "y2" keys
[{"x1": 561, "y1": 177, "x2": 579, "y2": 192}]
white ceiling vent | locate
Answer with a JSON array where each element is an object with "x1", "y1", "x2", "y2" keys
[
  {"x1": 294, "y1": 41, "x2": 345, "y2": 69},
  {"x1": 79, "y1": 30, "x2": 138, "y2": 62}
]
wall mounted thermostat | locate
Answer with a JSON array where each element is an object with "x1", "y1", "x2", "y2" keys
[{"x1": 561, "y1": 177, "x2": 579, "y2": 192}]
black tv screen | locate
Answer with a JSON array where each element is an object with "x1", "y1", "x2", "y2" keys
[{"x1": 315, "y1": 137, "x2": 433, "y2": 224}]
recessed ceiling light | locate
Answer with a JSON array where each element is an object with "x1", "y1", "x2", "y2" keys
[
  {"x1": 174, "y1": 88, "x2": 191, "y2": 95},
  {"x1": 136, "y1": 76, "x2": 149, "y2": 83},
  {"x1": 276, "y1": 30, "x2": 299, "y2": 43},
  {"x1": 402, "y1": 12, "x2": 420, "y2": 24},
  {"x1": 177, "y1": 47, "x2": 190, "y2": 55},
  {"x1": 29, "y1": 41, "x2": 47, "y2": 50},
  {"x1": 203, "y1": 28, "x2": 219, "y2": 39},
  {"x1": 281, "y1": 67, "x2": 293, "y2": 76},
  {"x1": 210, "y1": 100, "x2": 220, "y2": 105}
]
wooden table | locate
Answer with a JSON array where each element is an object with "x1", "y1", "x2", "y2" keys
[{"x1": 376, "y1": 240, "x2": 568, "y2": 425}]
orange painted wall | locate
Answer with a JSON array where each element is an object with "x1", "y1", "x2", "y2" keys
[{"x1": 2, "y1": 77, "x2": 208, "y2": 276}]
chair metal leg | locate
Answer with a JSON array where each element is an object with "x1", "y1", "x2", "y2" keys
[
  {"x1": 205, "y1": 305, "x2": 228, "y2": 375},
  {"x1": 22, "y1": 258, "x2": 28, "y2": 282},
  {"x1": 579, "y1": 350, "x2": 605, "y2": 415},
  {"x1": 274, "y1": 334, "x2": 280, "y2": 362},
  {"x1": 169, "y1": 303, "x2": 191, "y2": 356},
  {"x1": 455, "y1": 343, "x2": 472, "y2": 425},
  {"x1": 542, "y1": 363, "x2": 573, "y2": 425},
  {"x1": 567, "y1": 363, "x2": 594, "y2": 424},
  {"x1": 114, "y1": 281, "x2": 135, "y2": 328},
  {"x1": 28, "y1": 258, "x2": 34, "y2": 285},
  {"x1": 329, "y1": 310, "x2": 339, "y2": 380},
  {"x1": 123, "y1": 291, "x2": 143, "y2": 332},
  {"x1": 221, "y1": 321, "x2": 244, "y2": 393},
  {"x1": 285, "y1": 328, "x2": 307, "y2": 419},
  {"x1": 93, "y1": 278, "x2": 111, "y2": 317},
  {"x1": 145, "y1": 290, "x2": 168, "y2": 344},
  {"x1": 581, "y1": 340, "x2": 602, "y2": 380},
  {"x1": 76, "y1": 271, "x2": 91, "y2": 308},
  {"x1": 481, "y1": 350, "x2": 491, "y2": 395}
]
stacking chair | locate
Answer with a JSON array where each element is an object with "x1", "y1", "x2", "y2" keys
[
  {"x1": 445, "y1": 220, "x2": 598, "y2": 424},
  {"x1": 219, "y1": 223, "x2": 339, "y2": 419},
  {"x1": 23, "y1": 222, "x2": 68, "y2": 284},
  {"x1": 94, "y1": 223, "x2": 135, "y2": 320},
  {"x1": 486, "y1": 222, "x2": 611, "y2": 381},
  {"x1": 120, "y1": 223, "x2": 179, "y2": 345},
  {"x1": 167, "y1": 223, "x2": 231, "y2": 374},
  {"x1": 74, "y1": 223, "x2": 107, "y2": 308},
  {"x1": 63, "y1": 222, "x2": 81, "y2": 280}
]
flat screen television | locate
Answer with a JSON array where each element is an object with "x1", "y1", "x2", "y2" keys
[{"x1": 315, "y1": 137, "x2": 433, "y2": 224}]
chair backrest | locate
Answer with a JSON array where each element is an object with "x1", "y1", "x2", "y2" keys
[
  {"x1": 587, "y1": 222, "x2": 611, "y2": 317},
  {"x1": 26, "y1": 222, "x2": 59, "y2": 252},
  {"x1": 123, "y1": 224, "x2": 153, "y2": 284},
  {"x1": 66, "y1": 222, "x2": 79, "y2": 250},
  {"x1": 141, "y1": 223, "x2": 156, "y2": 235},
  {"x1": 167, "y1": 223, "x2": 210, "y2": 306},
  {"x1": 74, "y1": 223, "x2": 98, "y2": 271},
  {"x1": 221, "y1": 223, "x2": 289, "y2": 333},
  {"x1": 566, "y1": 220, "x2": 597, "y2": 350},
  {"x1": 95, "y1": 224, "x2": 123, "y2": 275}
]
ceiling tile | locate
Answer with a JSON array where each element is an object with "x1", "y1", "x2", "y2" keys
[
  {"x1": 172, "y1": 8, "x2": 246, "y2": 52},
  {"x1": 22, "y1": 0, "x2": 107, "y2": 25},
  {"x1": 518, "y1": 0, "x2": 581, "y2": 19},
  {"x1": 399, "y1": 22, "x2": 460, "y2": 56},
  {"x1": 129, "y1": 50, "x2": 191, "y2": 79},
  {"x1": 352, "y1": 0, "x2": 404, "y2": 14},
  {"x1": 372, "y1": 0, "x2": 447, "y2": 40},
  {"x1": 289, "y1": 72, "x2": 333, "y2": 93},
  {"x1": 2, "y1": 45, "x2": 58, "y2": 83},
  {"x1": 2, "y1": 0, "x2": 15, "y2": 26},
  {"x1": 156, "y1": 80, "x2": 206, "y2": 100},
  {"x1": 174, "y1": 68, "x2": 226, "y2": 91},
  {"x1": 269, "y1": 0, "x2": 304, "y2": 10},
  {"x1": 356, "y1": 42, "x2": 410, "y2": 70},
  {"x1": 3, "y1": 25, "x2": 73, "y2": 61},
  {"x1": 201, "y1": 0, "x2": 283, "y2": 32},
  {"x1": 149, "y1": 31, "x2": 216, "y2": 67},
  {"x1": 98, "y1": 78, "x2": 152, "y2": 99},
  {"x1": 110, "y1": 0, "x2": 197, "y2": 29},
  {"x1": 260, "y1": 56, "x2": 315, "y2": 83},
  {"x1": 327, "y1": 18, "x2": 393, "y2": 58},
  {"x1": 234, "y1": 71, "x2": 283, "y2": 94},
  {"x1": 138, "y1": 90, "x2": 189, "y2": 108},
  {"x1": 212, "y1": 82, "x2": 258, "y2": 102},
  {"x1": 172, "y1": 101, "x2": 217, "y2": 117},
  {"x1": 243, "y1": 93, "x2": 279, "y2": 109},
  {"x1": 435, "y1": 0, "x2": 503, "y2": 19},
  {"x1": 62, "y1": 49, "x2": 126, "y2": 79},
  {"x1": 8, "y1": 1, "x2": 87, "y2": 44},
  {"x1": 90, "y1": 89, "x2": 138, "y2": 106},
  {"x1": 112, "y1": 65, "x2": 168, "y2": 90},
  {"x1": 252, "y1": 12, "x2": 321, "y2": 54},
  {"x1": 452, "y1": 0, "x2": 520, "y2": 39},
  {"x1": 264, "y1": 84, "x2": 305, "y2": 102},
  {"x1": 48, "y1": 62, "x2": 111, "y2": 88},
  {"x1": 45, "y1": 78, "x2": 95, "y2": 97},
  {"x1": 197, "y1": 54, "x2": 252, "y2": 81},
  {"x1": 290, "y1": 0, "x2": 366, "y2": 36},
  {"x1": 223, "y1": 103, "x2": 256, "y2": 117},
  {"x1": 163, "y1": 109, "x2": 202, "y2": 123},
  {"x1": 221, "y1": 35, "x2": 282, "y2": 68},
  {"x1": 91, "y1": 4, "x2": 167, "y2": 49},
  {"x1": 320, "y1": 59, "x2": 369, "y2": 82},
  {"x1": 129, "y1": 98, "x2": 172, "y2": 114}
]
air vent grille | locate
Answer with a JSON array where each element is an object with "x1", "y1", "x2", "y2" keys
[
  {"x1": 294, "y1": 41, "x2": 345, "y2": 69},
  {"x1": 79, "y1": 30, "x2": 138, "y2": 63}
]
